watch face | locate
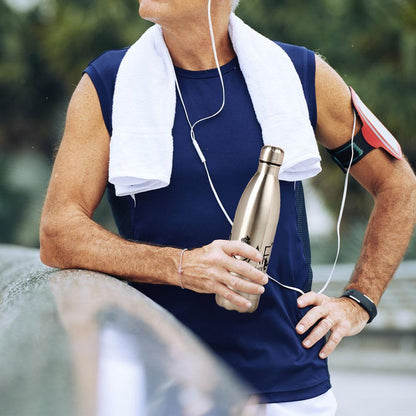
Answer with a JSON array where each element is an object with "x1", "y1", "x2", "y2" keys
[{"x1": 351, "y1": 88, "x2": 402, "y2": 160}]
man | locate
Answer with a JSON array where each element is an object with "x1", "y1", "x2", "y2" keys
[{"x1": 40, "y1": 0, "x2": 416, "y2": 414}]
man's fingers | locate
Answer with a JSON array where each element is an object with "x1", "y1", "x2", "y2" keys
[
  {"x1": 318, "y1": 329, "x2": 344, "y2": 359},
  {"x1": 224, "y1": 256, "x2": 268, "y2": 285},
  {"x1": 295, "y1": 291, "x2": 370, "y2": 359},
  {"x1": 183, "y1": 240, "x2": 267, "y2": 305},
  {"x1": 222, "y1": 272, "x2": 266, "y2": 295},
  {"x1": 296, "y1": 304, "x2": 327, "y2": 334},
  {"x1": 221, "y1": 240, "x2": 263, "y2": 263},
  {"x1": 297, "y1": 291, "x2": 325, "y2": 308},
  {"x1": 300, "y1": 317, "x2": 335, "y2": 349},
  {"x1": 215, "y1": 282, "x2": 253, "y2": 311}
]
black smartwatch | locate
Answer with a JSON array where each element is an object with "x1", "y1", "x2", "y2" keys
[{"x1": 341, "y1": 289, "x2": 377, "y2": 323}]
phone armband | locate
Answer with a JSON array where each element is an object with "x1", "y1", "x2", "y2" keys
[
  {"x1": 350, "y1": 87, "x2": 402, "y2": 160},
  {"x1": 326, "y1": 88, "x2": 402, "y2": 171}
]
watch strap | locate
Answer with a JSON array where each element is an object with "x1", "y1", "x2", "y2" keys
[{"x1": 341, "y1": 289, "x2": 377, "y2": 323}]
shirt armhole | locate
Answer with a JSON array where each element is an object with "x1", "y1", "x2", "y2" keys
[{"x1": 83, "y1": 64, "x2": 112, "y2": 135}]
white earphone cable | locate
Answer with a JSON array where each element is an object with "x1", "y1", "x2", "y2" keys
[
  {"x1": 269, "y1": 110, "x2": 357, "y2": 295},
  {"x1": 174, "y1": 0, "x2": 233, "y2": 226},
  {"x1": 175, "y1": 0, "x2": 357, "y2": 294},
  {"x1": 317, "y1": 110, "x2": 357, "y2": 294}
]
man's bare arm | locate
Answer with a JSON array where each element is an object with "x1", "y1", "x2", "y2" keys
[
  {"x1": 40, "y1": 74, "x2": 268, "y2": 311},
  {"x1": 296, "y1": 56, "x2": 416, "y2": 358}
]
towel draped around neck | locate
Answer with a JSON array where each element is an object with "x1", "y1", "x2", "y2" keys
[{"x1": 109, "y1": 13, "x2": 321, "y2": 197}]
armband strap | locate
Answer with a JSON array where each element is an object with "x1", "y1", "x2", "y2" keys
[
  {"x1": 326, "y1": 129, "x2": 374, "y2": 172},
  {"x1": 341, "y1": 289, "x2": 377, "y2": 323}
]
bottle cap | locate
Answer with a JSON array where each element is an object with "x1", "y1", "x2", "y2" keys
[{"x1": 259, "y1": 146, "x2": 284, "y2": 166}]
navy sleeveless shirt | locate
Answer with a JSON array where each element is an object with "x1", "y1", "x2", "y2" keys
[{"x1": 84, "y1": 41, "x2": 330, "y2": 403}]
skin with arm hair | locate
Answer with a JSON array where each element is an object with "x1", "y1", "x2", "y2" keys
[{"x1": 295, "y1": 56, "x2": 416, "y2": 358}]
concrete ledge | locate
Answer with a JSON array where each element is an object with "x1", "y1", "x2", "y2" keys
[{"x1": 0, "y1": 245, "x2": 258, "y2": 416}]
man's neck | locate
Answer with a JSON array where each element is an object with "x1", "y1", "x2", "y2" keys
[{"x1": 162, "y1": 19, "x2": 235, "y2": 70}]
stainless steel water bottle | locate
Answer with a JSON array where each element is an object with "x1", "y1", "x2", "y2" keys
[{"x1": 215, "y1": 146, "x2": 284, "y2": 313}]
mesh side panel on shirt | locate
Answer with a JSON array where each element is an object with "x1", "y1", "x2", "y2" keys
[{"x1": 295, "y1": 181, "x2": 313, "y2": 291}]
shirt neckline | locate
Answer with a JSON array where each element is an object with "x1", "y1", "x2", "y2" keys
[{"x1": 174, "y1": 57, "x2": 238, "y2": 79}]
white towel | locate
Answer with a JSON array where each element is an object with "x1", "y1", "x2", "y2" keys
[{"x1": 110, "y1": 14, "x2": 321, "y2": 197}]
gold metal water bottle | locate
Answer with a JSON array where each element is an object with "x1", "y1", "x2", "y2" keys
[{"x1": 215, "y1": 146, "x2": 284, "y2": 313}]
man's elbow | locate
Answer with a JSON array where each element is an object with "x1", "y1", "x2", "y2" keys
[
  {"x1": 400, "y1": 164, "x2": 416, "y2": 223},
  {"x1": 39, "y1": 216, "x2": 66, "y2": 268},
  {"x1": 380, "y1": 159, "x2": 416, "y2": 205},
  {"x1": 409, "y1": 173, "x2": 416, "y2": 223},
  {"x1": 403, "y1": 162, "x2": 416, "y2": 196}
]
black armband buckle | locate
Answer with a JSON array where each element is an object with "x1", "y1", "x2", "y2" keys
[
  {"x1": 326, "y1": 129, "x2": 375, "y2": 172},
  {"x1": 341, "y1": 289, "x2": 377, "y2": 323}
]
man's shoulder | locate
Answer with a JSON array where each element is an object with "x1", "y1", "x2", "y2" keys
[
  {"x1": 274, "y1": 41, "x2": 314, "y2": 63},
  {"x1": 273, "y1": 41, "x2": 316, "y2": 80},
  {"x1": 83, "y1": 47, "x2": 130, "y2": 134},
  {"x1": 85, "y1": 47, "x2": 130, "y2": 79}
]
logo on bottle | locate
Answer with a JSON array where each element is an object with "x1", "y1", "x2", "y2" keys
[
  {"x1": 238, "y1": 236, "x2": 273, "y2": 271},
  {"x1": 241, "y1": 235, "x2": 251, "y2": 245},
  {"x1": 258, "y1": 244, "x2": 273, "y2": 272},
  {"x1": 237, "y1": 236, "x2": 252, "y2": 263}
]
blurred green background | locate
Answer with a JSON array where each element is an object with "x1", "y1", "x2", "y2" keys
[{"x1": 0, "y1": 0, "x2": 415, "y2": 262}]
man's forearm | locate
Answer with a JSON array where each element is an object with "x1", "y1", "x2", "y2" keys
[
  {"x1": 346, "y1": 175, "x2": 416, "y2": 304},
  {"x1": 296, "y1": 168, "x2": 415, "y2": 357},
  {"x1": 40, "y1": 211, "x2": 181, "y2": 286},
  {"x1": 40, "y1": 208, "x2": 268, "y2": 311}
]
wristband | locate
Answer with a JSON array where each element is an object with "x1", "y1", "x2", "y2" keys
[
  {"x1": 341, "y1": 289, "x2": 377, "y2": 323},
  {"x1": 178, "y1": 248, "x2": 188, "y2": 289}
]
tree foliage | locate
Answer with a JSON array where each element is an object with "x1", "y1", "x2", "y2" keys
[{"x1": 0, "y1": 0, "x2": 415, "y2": 251}]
